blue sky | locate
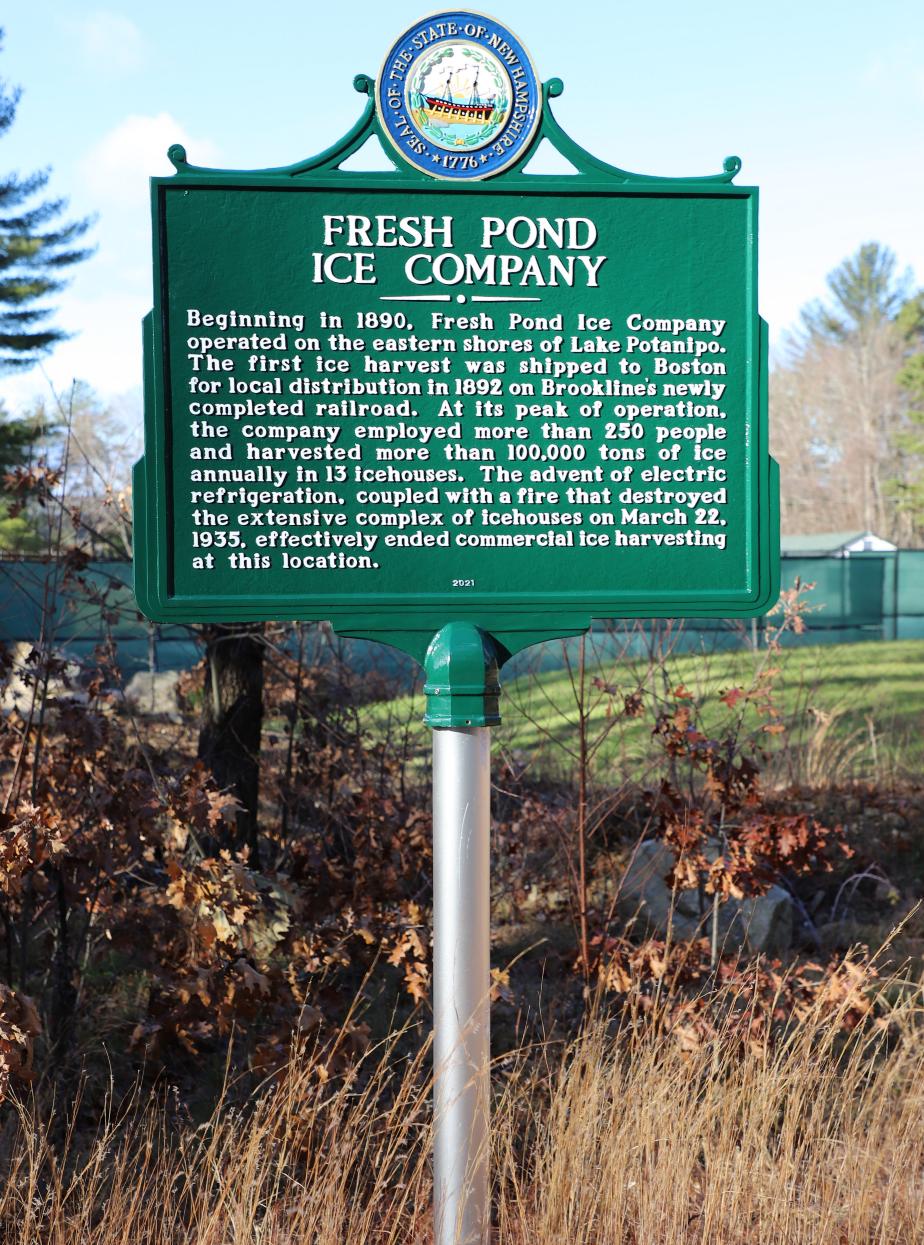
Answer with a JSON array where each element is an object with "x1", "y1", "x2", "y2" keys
[{"x1": 1, "y1": 1, "x2": 923, "y2": 414}]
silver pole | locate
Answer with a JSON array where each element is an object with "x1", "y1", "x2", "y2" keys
[{"x1": 432, "y1": 725, "x2": 491, "y2": 1245}]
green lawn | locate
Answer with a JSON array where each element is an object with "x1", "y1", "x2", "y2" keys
[{"x1": 363, "y1": 638, "x2": 924, "y2": 786}]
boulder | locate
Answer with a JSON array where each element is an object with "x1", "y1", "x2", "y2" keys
[
  {"x1": 617, "y1": 839, "x2": 792, "y2": 955},
  {"x1": 1, "y1": 641, "x2": 82, "y2": 716},
  {"x1": 124, "y1": 670, "x2": 182, "y2": 720}
]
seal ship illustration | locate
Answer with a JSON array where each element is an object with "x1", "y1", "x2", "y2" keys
[{"x1": 419, "y1": 69, "x2": 499, "y2": 126}]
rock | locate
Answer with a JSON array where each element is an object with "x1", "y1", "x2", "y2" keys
[
  {"x1": 124, "y1": 670, "x2": 182, "y2": 720},
  {"x1": 735, "y1": 887, "x2": 793, "y2": 955},
  {"x1": 617, "y1": 839, "x2": 792, "y2": 955},
  {"x1": 1, "y1": 641, "x2": 82, "y2": 716}
]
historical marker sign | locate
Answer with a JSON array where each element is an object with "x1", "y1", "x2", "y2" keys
[
  {"x1": 134, "y1": 14, "x2": 778, "y2": 661},
  {"x1": 133, "y1": 16, "x2": 781, "y2": 1245}
]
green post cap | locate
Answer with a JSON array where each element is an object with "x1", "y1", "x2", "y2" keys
[{"x1": 423, "y1": 622, "x2": 502, "y2": 729}]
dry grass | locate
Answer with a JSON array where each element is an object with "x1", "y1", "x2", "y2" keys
[{"x1": 3, "y1": 979, "x2": 924, "y2": 1245}]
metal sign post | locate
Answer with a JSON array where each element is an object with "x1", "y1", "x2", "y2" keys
[
  {"x1": 432, "y1": 726, "x2": 491, "y2": 1245},
  {"x1": 425, "y1": 623, "x2": 501, "y2": 1245}
]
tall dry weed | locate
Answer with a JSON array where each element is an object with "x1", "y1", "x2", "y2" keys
[{"x1": 2, "y1": 972, "x2": 923, "y2": 1244}]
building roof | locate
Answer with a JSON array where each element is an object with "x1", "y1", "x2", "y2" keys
[{"x1": 781, "y1": 530, "x2": 897, "y2": 555}]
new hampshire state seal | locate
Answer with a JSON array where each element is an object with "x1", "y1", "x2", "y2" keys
[{"x1": 377, "y1": 11, "x2": 542, "y2": 180}]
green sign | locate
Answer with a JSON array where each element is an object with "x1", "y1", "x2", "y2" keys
[{"x1": 134, "y1": 62, "x2": 778, "y2": 663}]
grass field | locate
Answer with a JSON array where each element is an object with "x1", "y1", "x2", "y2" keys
[{"x1": 365, "y1": 638, "x2": 924, "y2": 785}]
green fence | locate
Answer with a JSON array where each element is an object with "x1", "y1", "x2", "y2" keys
[
  {"x1": 0, "y1": 560, "x2": 197, "y2": 676},
  {"x1": 775, "y1": 552, "x2": 924, "y2": 644},
  {"x1": 1, "y1": 553, "x2": 923, "y2": 676}
]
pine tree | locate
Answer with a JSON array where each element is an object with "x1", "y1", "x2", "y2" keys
[
  {"x1": 0, "y1": 29, "x2": 93, "y2": 371},
  {"x1": 799, "y1": 242, "x2": 913, "y2": 344},
  {"x1": 774, "y1": 244, "x2": 920, "y2": 539},
  {"x1": 0, "y1": 399, "x2": 46, "y2": 550},
  {"x1": 887, "y1": 344, "x2": 924, "y2": 539}
]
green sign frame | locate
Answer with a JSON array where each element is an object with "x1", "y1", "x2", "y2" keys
[{"x1": 134, "y1": 75, "x2": 779, "y2": 664}]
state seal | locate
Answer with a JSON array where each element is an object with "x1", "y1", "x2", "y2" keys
[{"x1": 377, "y1": 12, "x2": 542, "y2": 180}]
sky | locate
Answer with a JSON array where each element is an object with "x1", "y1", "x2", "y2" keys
[{"x1": 1, "y1": 0, "x2": 923, "y2": 422}]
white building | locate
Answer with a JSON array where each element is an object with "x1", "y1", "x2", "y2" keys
[{"x1": 781, "y1": 530, "x2": 897, "y2": 558}]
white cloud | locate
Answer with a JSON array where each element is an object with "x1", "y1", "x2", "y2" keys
[
  {"x1": 70, "y1": 11, "x2": 145, "y2": 73},
  {"x1": 0, "y1": 290, "x2": 149, "y2": 415},
  {"x1": 861, "y1": 55, "x2": 885, "y2": 87},
  {"x1": 0, "y1": 115, "x2": 221, "y2": 411},
  {"x1": 861, "y1": 47, "x2": 924, "y2": 102},
  {"x1": 81, "y1": 112, "x2": 221, "y2": 213}
]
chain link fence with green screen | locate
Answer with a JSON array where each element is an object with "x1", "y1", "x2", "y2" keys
[{"x1": 1, "y1": 553, "x2": 923, "y2": 676}]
